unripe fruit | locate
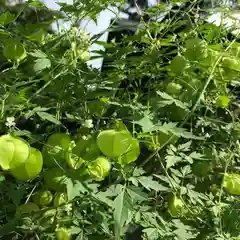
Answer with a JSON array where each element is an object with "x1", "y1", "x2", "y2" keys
[
  {"x1": 33, "y1": 190, "x2": 53, "y2": 206},
  {"x1": 88, "y1": 156, "x2": 111, "y2": 180},
  {"x1": 54, "y1": 192, "x2": 68, "y2": 207},
  {"x1": 168, "y1": 195, "x2": 184, "y2": 217}
]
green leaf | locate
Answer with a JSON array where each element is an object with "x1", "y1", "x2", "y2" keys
[
  {"x1": 126, "y1": 186, "x2": 148, "y2": 203},
  {"x1": 184, "y1": 38, "x2": 208, "y2": 61},
  {"x1": 0, "y1": 29, "x2": 10, "y2": 36},
  {"x1": 33, "y1": 58, "x2": 51, "y2": 72},
  {"x1": 166, "y1": 154, "x2": 182, "y2": 169},
  {"x1": 113, "y1": 185, "x2": 131, "y2": 240},
  {"x1": 114, "y1": 120, "x2": 129, "y2": 132},
  {"x1": 169, "y1": 55, "x2": 187, "y2": 75},
  {"x1": 27, "y1": 0, "x2": 47, "y2": 8},
  {"x1": 222, "y1": 57, "x2": 240, "y2": 72},
  {"x1": 11, "y1": 130, "x2": 32, "y2": 138},
  {"x1": 94, "y1": 192, "x2": 113, "y2": 207},
  {"x1": 156, "y1": 91, "x2": 189, "y2": 110},
  {"x1": 133, "y1": 116, "x2": 154, "y2": 132},
  {"x1": 0, "y1": 11, "x2": 15, "y2": 26},
  {"x1": 137, "y1": 176, "x2": 169, "y2": 192},
  {"x1": 172, "y1": 219, "x2": 196, "y2": 240},
  {"x1": 66, "y1": 178, "x2": 74, "y2": 201},
  {"x1": 30, "y1": 50, "x2": 47, "y2": 58},
  {"x1": 66, "y1": 179, "x2": 88, "y2": 201},
  {"x1": 189, "y1": 152, "x2": 204, "y2": 159},
  {"x1": 3, "y1": 41, "x2": 27, "y2": 61},
  {"x1": 153, "y1": 122, "x2": 204, "y2": 140},
  {"x1": 142, "y1": 228, "x2": 159, "y2": 240},
  {"x1": 37, "y1": 111, "x2": 61, "y2": 125},
  {"x1": 26, "y1": 28, "x2": 45, "y2": 43}
]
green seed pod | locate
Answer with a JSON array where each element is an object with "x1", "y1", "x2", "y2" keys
[{"x1": 88, "y1": 156, "x2": 111, "y2": 180}]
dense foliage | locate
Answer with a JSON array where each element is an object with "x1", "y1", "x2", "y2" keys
[{"x1": 0, "y1": 0, "x2": 240, "y2": 239}]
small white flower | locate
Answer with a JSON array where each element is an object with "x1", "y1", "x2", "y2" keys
[
  {"x1": 70, "y1": 140, "x2": 76, "y2": 148},
  {"x1": 86, "y1": 84, "x2": 97, "y2": 91},
  {"x1": 64, "y1": 203, "x2": 72, "y2": 214},
  {"x1": 83, "y1": 119, "x2": 93, "y2": 128},
  {"x1": 82, "y1": 135, "x2": 87, "y2": 140},
  {"x1": 5, "y1": 117, "x2": 16, "y2": 127}
]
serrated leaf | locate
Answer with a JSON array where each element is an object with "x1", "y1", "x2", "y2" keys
[
  {"x1": 132, "y1": 167, "x2": 145, "y2": 177},
  {"x1": 153, "y1": 174, "x2": 170, "y2": 184},
  {"x1": 156, "y1": 91, "x2": 173, "y2": 100},
  {"x1": 129, "y1": 177, "x2": 139, "y2": 186},
  {"x1": 172, "y1": 219, "x2": 196, "y2": 240},
  {"x1": 142, "y1": 228, "x2": 159, "y2": 240},
  {"x1": 138, "y1": 176, "x2": 169, "y2": 192},
  {"x1": 127, "y1": 186, "x2": 148, "y2": 203},
  {"x1": 113, "y1": 186, "x2": 128, "y2": 240},
  {"x1": 161, "y1": 122, "x2": 204, "y2": 140},
  {"x1": 165, "y1": 155, "x2": 182, "y2": 168},
  {"x1": 33, "y1": 58, "x2": 51, "y2": 72},
  {"x1": 189, "y1": 152, "x2": 204, "y2": 159},
  {"x1": 133, "y1": 116, "x2": 154, "y2": 132},
  {"x1": 94, "y1": 192, "x2": 113, "y2": 207},
  {"x1": 146, "y1": 122, "x2": 203, "y2": 140},
  {"x1": 37, "y1": 111, "x2": 61, "y2": 125},
  {"x1": 178, "y1": 141, "x2": 191, "y2": 151},
  {"x1": 156, "y1": 91, "x2": 189, "y2": 110},
  {"x1": 67, "y1": 179, "x2": 89, "y2": 201}
]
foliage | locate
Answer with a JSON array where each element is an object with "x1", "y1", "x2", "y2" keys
[{"x1": 0, "y1": 0, "x2": 240, "y2": 239}]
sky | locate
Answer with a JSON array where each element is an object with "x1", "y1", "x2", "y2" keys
[
  {"x1": 42, "y1": 0, "x2": 159, "y2": 69},
  {"x1": 41, "y1": 0, "x2": 240, "y2": 68}
]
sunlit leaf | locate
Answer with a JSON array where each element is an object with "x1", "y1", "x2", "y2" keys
[
  {"x1": 0, "y1": 11, "x2": 15, "y2": 26},
  {"x1": 33, "y1": 58, "x2": 51, "y2": 72}
]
